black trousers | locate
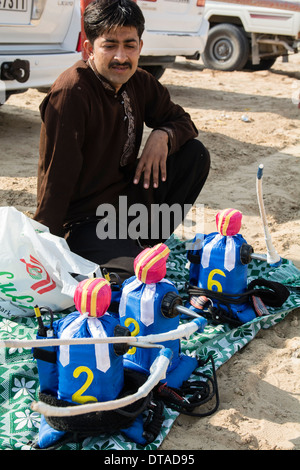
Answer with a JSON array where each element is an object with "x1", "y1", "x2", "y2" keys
[{"x1": 66, "y1": 139, "x2": 210, "y2": 283}]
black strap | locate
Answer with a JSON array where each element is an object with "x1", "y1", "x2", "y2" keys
[
  {"x1": 33, "y1": 347, "x2": 57, "y2": 363},
  {"x1": 188, "y1": 279, "x2": 290, "y2": 308},
  {"x1": 247, "y1": 278, "x2": 290, "y2": 306},
  {"x1": 187, "y1": 252, "x2": 201, "y2": 264}
]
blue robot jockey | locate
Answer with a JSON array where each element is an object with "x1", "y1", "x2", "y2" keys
[
  {"x1": 32, "y1": 277, "x2": 168, "y2": 448},
  {"x1": 118, "y1": 243, "x2": 220, "y2": 419},
  {"x1": 119, "y1": 243, "x2": 202, "y2": 387},
  {"x1": 187, "y1": 208, "x2": 290, "y2": 326}
]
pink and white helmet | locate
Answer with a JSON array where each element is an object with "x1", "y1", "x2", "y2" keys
[
  {"x1": 134, "y1": 243, "x2": 170, "y2": 284},
  {"x1": 74, "y1": 277, "x2": 111, "y2": 317}
]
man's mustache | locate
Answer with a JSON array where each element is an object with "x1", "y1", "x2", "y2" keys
[{"x1": 109, "y1": 61, "x2": 132, "y2": 69}]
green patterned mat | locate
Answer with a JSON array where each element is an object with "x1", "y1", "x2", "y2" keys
[{"x1": 0, "y1": 235, "x2": 299, "y2": 450}]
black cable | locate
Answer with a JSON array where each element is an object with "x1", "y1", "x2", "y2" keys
[
  {"x1": 155, "y1": 354, "x2": 219, "y2": 418},
  {"x1": 143, "y1": 400, "x2": 165, "y2": 443}
]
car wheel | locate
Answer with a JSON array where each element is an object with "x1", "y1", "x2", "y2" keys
[
  {"x1": 202, "y1": 23, "x2": 249, "y2": 71},
  {"x1": 140, "y1": 65, "x2": 166, "y2": 80}
]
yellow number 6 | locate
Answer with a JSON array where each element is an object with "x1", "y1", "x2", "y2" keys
[{"x1": 207, "y1": 269, "x2": 226, "y2": 292}]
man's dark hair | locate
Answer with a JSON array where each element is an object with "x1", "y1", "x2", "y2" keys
[{"x1": 84, "y1": 0, "x2": 145, "y2": 44}]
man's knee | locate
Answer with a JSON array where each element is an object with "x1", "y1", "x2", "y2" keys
[
  {"x1": 178, "y1": 139, "x2": 210, "y2": 177},
  {"x1": 186, "y1": 139, "x2": 210, "y2": 163}
]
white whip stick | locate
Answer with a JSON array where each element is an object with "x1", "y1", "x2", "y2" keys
[
  {"x1": 0, "y1": 317, "x2": 205, "y2": 350},
  {"x1": 256, "y1": 164, "x2": 281, "y2": 266}
]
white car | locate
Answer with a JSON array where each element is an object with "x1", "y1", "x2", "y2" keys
[
  {"x1": 0, "y1": 0, "x2": 82, "y2": 104},
  {"x1": 136, "y1": 0, "x2": 209, "y2": 78},
  {"x1": 0, "y1": 0, "x2": 209, "y2": 104},
  {"x1": 202, "y1": 0, "x2": 300, "y2": 70}
]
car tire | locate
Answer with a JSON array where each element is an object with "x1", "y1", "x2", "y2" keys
[
  {"x1": 202, "y1": 23, "x2": 250, "y2": 71},
  {"x1": 140, "y1": 65, "x2": 166, "y2": 80}
]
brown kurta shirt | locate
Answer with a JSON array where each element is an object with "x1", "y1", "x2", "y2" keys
[{"x1": 34, "y1": 60, "x2": 198, "y2": 237}]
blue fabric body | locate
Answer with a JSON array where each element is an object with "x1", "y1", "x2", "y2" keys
[
  {"x1": 34, "y1": 332, "x2": 58, "y2": 396},
  {"x1": 121, "y1": 414, "x2": 147, "y2": 445},
  {"x1": 37, "y1": 416, "x2": 66, "y2": 450},
  {"x1": 36, "y1": 311, "x2": 125, "y2": 448},
  {"x1": 120, "y1": 277, "x2": 181, "y2": 374},
  {"x1": 54, "y1": 312, "x2": 124, "y2": 403},
  {"x1": 119, "y1": 276, "x2": 199, "y2": 387}
]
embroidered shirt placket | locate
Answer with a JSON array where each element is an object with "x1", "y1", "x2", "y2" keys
[{"x1": 120, "y1": 90, "x2": 135, "y2": 166}]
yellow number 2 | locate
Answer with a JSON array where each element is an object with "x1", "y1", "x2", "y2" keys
[{"x1": 72, "y1": 366, "x2": 98, "y2": 404}]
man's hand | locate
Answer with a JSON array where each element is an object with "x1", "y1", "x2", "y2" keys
[{"x1": 133, "y1": 129, "x2": 169, "y2": 189}]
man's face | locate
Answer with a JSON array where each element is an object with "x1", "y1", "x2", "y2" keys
[{"x1": 84, "y1": 26, "x2": 143, "y2": 92}]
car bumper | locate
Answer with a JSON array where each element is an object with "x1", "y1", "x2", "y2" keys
[{"x1": 0, "y1": 51, "x2": 82, "y2": 94}]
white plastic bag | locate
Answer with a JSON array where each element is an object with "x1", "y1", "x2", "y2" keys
[{"x1": 0, "y1": 207, "x2": 101, "y2": 317}]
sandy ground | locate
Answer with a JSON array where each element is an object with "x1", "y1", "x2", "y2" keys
[{"x1": 0, "y1": 53, "x2": 299, "y2": 450}]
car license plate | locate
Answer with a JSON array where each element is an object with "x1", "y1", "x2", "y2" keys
[{"x1": 0, "y1": 0, "x2": 27, "y2": 11}]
